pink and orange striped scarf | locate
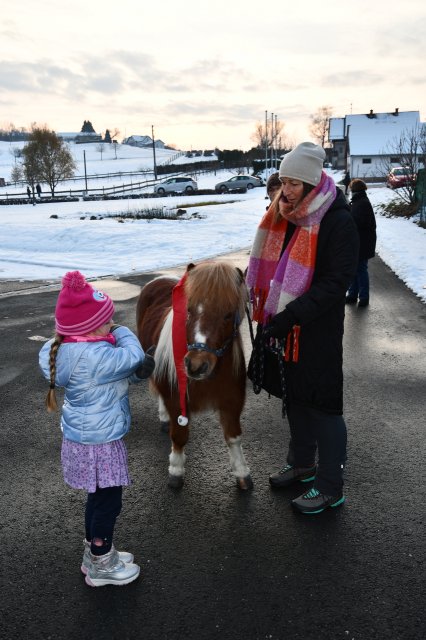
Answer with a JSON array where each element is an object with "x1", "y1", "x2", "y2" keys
[{"x1": 246, "y1": 171, "x2": 336, "y2": 323}]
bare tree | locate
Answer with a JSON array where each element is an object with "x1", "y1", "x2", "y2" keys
[
  {"x1": 10, "y1": 164, "x2": 24, "y2": 184},
  {"x1": 96, "y1": 143, "x2": 105, "y2": 160},
  {"x1": 9, "y1": 147, "x2": 22, "y2": 163},
  {"x1": 250, "y1": 119, "x2": 289, "y2": 152},
  {"x1": 309, "y1": 106, "x2": 333, "y2": 147},
  {"x1": 380, "y1": 125, "x2": 426, "y2": 205},
  {"x1": 22, "y1": 126, "x2": 76, "y2": 197},
  {"x1": 109, "y1": 128, "x2": 120, "y2": 141}
]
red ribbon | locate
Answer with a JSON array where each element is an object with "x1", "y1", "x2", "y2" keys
[{"x1": 172, "y1": 272, "x2": 189, "y2": 425}]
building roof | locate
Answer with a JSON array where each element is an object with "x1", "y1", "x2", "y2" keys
[
  {"x1": 57, "y1": 132, "x2": 81, "y2": 138},
  {"x1": 329, "y1": 118, "x2": 345, "y2": 140},
  {"x1": 123, "y1": 135, "x2": 152, "y2": 144},
  {"x1": 350, "y1": 113, "x2": 420, "y2": 155}
]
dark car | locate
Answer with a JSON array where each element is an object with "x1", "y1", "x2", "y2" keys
[
  {"x1": 386, "y1": 167, "x2": 416, "y2": 189},
  {"x1": 214, "y1": 175, "x2": 263, "y2": 193}
]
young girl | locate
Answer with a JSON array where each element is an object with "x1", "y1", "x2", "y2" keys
[{"x1": 39, "y1": 271, "x2": 155, "y2": 587}]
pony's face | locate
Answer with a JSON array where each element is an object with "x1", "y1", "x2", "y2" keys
[
  {"x1": 184, "y1": 301, "x2": 237, "y2": 380},
  {"x1": 183, "y1": 263, "x2": 246, "y2": 381}
]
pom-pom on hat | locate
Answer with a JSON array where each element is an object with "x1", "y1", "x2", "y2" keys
[
  {"x1": 55, "y1": 271, "x2": 115, "y2": 336},
  {"x1": 279, "y1": 142, "x2": 326, "y2": 186}
]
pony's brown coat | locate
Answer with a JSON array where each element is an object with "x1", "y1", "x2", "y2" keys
[{"x1": 136, "y1": 261, "x2": 252, "y2": 489}]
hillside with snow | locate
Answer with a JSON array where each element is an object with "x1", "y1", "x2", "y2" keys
[{"x1": 0, "y1": 140, "x2": 424, "y2": 303}]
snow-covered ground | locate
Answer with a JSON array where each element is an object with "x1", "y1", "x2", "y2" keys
[{"x1": 0, "y1": 141, "x2": 425, "y2": 303}]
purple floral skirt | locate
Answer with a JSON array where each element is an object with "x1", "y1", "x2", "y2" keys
[{"x1": 61, "y1": 437, "x2": 131, "y2": 493}]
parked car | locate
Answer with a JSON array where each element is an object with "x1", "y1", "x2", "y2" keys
[
  {"x1": 215, "y1": 175, "x2": 263, "y2": 193},
  {"x1": 154, "y1": 176, "x2": 197, "y2": 195},
  {"x1": 386, "y1": 167, "x2": 416, "y2": 189},
  {"x1": 253, "y1": 168, "x2": 279, "y2": 185}
]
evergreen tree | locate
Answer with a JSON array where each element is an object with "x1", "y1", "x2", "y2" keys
[
  {"x1": 104, "y1": 129, "x2": 112, "y2": 143},
  {"x1": 81, "y1": 120, "x2": 95, "y2": 133}
]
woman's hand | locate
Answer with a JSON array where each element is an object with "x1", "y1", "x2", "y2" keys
[{"x1": 263, "y1": 309, "x2": 296, "y2": 339}]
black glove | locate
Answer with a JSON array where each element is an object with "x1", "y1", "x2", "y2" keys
[
  {"x1": 135, "y1": 353, "x2": 155, "y2": 379},
  {"x1": 263, "y1": 309, "x2": 297, "y2": 340}
]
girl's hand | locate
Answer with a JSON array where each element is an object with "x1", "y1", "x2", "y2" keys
[{"x1": 135, "y1": 353, "x2": 155, "y2": 379}]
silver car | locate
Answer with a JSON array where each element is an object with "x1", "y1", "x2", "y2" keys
[
  {"x1": 214, "y1": 175, "x2": 263, "y2": 193},
  {"x1": 154, "y1": 176, "x2": 197, "y2": 195}
]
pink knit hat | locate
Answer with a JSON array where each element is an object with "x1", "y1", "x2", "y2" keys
[{"x1": 55, "y1": 271, "x2": 115, "y2": 335}]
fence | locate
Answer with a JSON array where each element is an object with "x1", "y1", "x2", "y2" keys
[{"x1": 0, "y1": 166, "x2": 225, "y2": 205}]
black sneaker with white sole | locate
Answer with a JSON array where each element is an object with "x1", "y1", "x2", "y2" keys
[
  {"x1": 291, "y1": 487, "x2": 345, "y2": 514},
  {"x1": 269, "y1": 463, "x2": 316, "y2": 488}
]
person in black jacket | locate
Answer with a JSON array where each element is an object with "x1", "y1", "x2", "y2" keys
[
  {"x1": 246, "y1": 142, "x2": 358, "y2": 514},
  {"x1": 346, "y1": 179, "x2": 377, "y2": 307},
  {"x1": 343, "y1": 170, "x2": 351, "y2": 195}
]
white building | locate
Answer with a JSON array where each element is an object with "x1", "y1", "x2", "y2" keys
[
  {"x1": 329, "y1": 109, "x2": 422, "y2": 180},
  {"x1": 122, "y1": 135, "x2": 166, "y2": 149}
]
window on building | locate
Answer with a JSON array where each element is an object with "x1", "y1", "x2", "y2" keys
[
  {"x1": 362, "y1": 158, "x2": 372, "y2": 164},
  {"x1": 390, "y1": 157, "x2": 400, "y2": 164}
]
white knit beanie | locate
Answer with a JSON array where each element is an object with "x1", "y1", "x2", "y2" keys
[{"x1": 279, "y1": 142, "x2": 326, "y2": 186}]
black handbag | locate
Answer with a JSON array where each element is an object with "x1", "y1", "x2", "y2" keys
[{"x1": 247, "y1": 326, "x2": 286, "y2": 401}]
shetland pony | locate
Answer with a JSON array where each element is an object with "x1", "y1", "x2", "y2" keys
[{"x1": 136, "y1": 261, "x2": 253, "y2": 490}]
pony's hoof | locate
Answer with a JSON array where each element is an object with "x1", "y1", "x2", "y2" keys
[
  {"x1": 237, "y1": 475, "x2": 253, "y2": 491},
  {"x1": 160, "y1": 421, "x2": 170, "y2": 434},
  {"x1": 168, "y1": 474, "x2": 184, "y2": 489}
]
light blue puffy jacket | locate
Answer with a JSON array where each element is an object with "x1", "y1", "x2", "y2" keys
[{"x1": 39, "y1": 326, "x2": 145, "y2": 444}]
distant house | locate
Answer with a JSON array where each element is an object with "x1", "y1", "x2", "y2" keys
[
  {"x1": 75, "y1": 133, "x2": 102, "y2": 144},
  {"x1": 122, "y1": 135, "x2": 166, "y2": 149},
  {"x1": 328, "y1": 109, "x2": 422, "y2": 179},
  {"x1": 58, "y1": 132, "x2": 102, "y2": 144}
]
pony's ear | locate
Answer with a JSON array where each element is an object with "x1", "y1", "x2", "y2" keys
[
  {"x1": 186, "y1": 263, "x2": 196, "y2": 272},
  {"x1": 236, "y1": 267, "x2": 245, "y2": 284}
]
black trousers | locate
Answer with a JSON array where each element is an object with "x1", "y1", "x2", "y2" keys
[
  {"x1": 286, "y1": 404, "x2": 347, "y2": 495},
  {"x1": 85, "y1": 486, "x2": 123, "y2": 555}
]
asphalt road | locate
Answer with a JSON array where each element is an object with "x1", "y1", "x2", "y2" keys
[{"x1": 0, "y1": 251, "x2": 425, "y2": 640}]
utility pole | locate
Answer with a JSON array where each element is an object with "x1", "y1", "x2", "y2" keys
[
  {"x1": 83, "y1": 150, "x2": 88, "y2": 192},
  {"x1": 152, "y1": 125, "x2": 157, "y2": 180},
  {"x1": 264, "y1": 110, "x2": 268, "y2": 176},
  {"x1": 275, "y1": 114, "x2": 278, "y2": 168}
]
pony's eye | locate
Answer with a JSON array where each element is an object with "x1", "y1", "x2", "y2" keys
[{"x1": 224, "y1": 312, "x2": 233, "y2": 321}]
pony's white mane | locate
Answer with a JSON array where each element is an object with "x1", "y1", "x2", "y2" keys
[{"x1": 154, "y1": 309, "x2": 177, "y2": 387}]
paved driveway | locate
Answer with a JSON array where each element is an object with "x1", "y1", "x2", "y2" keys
[{"x1": 0, "y1": 252, "x2": 425, "y2": 640}]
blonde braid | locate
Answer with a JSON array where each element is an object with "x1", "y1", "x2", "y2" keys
[{"x1": 45, "y1": 334, "x2": 64, "y2": 412}]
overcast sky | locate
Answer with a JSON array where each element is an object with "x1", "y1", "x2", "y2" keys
[{"x1": 1, "y1": 0, "x2": 425, "y2": 150}]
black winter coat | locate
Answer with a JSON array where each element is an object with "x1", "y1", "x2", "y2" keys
[
  {"x1": 350, "y1": 191, "x2": 376, "y2": 260},
  {"x1": 259, "y1": 191, "x2": 359, "y2": 414}
]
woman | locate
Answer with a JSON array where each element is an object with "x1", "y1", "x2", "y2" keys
[
  {"x1": 246, "y1": 142, "x2": 359, "y2": 514},
  {"x1": 346, "y1": 179, "x2": 377, "y2": 307}
]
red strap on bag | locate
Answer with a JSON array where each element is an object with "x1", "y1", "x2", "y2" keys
[{"x1": 292, "y1": 325, "x2": 301, "y2": 363}]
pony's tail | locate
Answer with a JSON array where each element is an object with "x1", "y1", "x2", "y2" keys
[{"x1": 45, "y1": 334, "x2": 63, "y2": 413}]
